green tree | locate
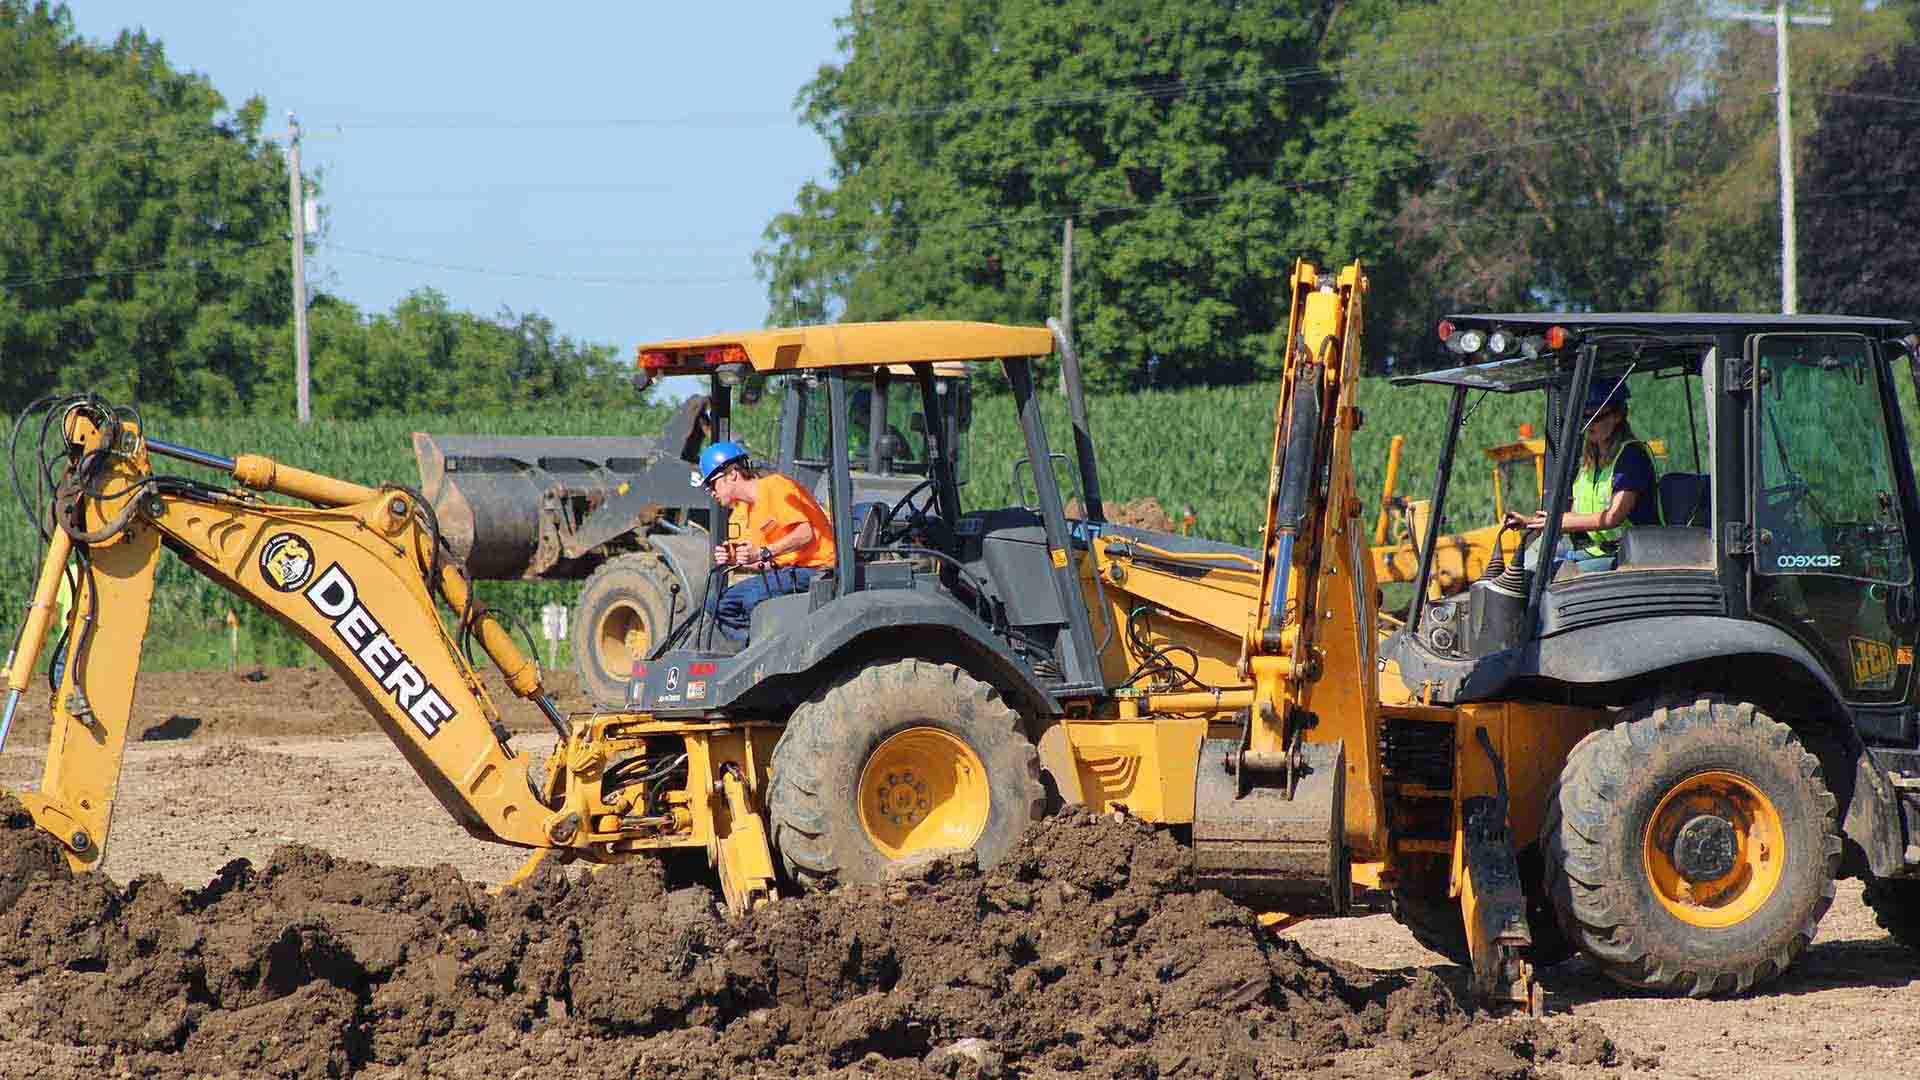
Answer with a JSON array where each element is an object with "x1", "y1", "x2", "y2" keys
[
  {"x1": 1346, "y1": 0, "x2": 1905, "y2": 325},
  {"x1": 0, "y1": 1, "x2": 294, "y2": 412},
  {"x1": 292, "y1": 288, "x2": 635, "y2": 419},
  {"x1": 1660, "y1": 1, "x2": 1906, "y2": 313},
  {"x1": 757, "y1": 0, "x2": 1422, "y2": 389},
  {"x1": 1788, "y1": 32, "x2": 1920, "y2": 316},
  {"x1": 1347, "y1": 0, "x2": 1722, "y2": 320}
]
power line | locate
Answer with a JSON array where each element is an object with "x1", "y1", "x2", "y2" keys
[
  {"x1": 319, "y1": 242, "x2": 755, "y2": 286},
  {"x1": 766, "y1": 92, "x2": 1767, "y2": 247},
  {"x1": 836, "y1": 5, "x2": 1691, "y2": 123},
  {"x1": 0, "y1": 91, "x2": 1770, "y2": 292},
  {"x1": 0, "y1": 237, "x2": 280, "y2": 290},
  {"x1": 268, "y1": 6, "x2": 1697, "y2": 136}
]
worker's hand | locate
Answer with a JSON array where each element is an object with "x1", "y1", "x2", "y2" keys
[
  {"x1": 1505, "y1": 511, "x2": 1547, "y2": 531},
  {"x1": 713, "y1": 541, "x2": 750, "y2": 567}
]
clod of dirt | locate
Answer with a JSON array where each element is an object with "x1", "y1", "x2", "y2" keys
[
  {"x1": 0, "y1": 795, "x2": 71, "y2": 912},
  {"x1": 1417, "y1": 1017, "x2": 1619, "y2": 1079},
  {"x1": 139, "y1": 714, "x2": 202, "y2": 740},
  {"x1": 0, "y1": 801, "x2": 1613, "y2": 1078},
  {"x1": 1066, "y1": 496, "x2": 1179, "y2": 533}
]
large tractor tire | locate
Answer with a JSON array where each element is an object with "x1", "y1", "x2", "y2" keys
[
  {"x1": 1389, "y1": 847, "x2": 1573, "y2": 968},
  {"x1": 572, "y1": 554, "x2": 677, "y2": 707},
  {"x1": 1862, "y1": 876, "x2": 1920, "y2": 949},
  {"x1": 1542, "y1": 698, "x2": 1840, "y2": 996},
  {"x1": 767, "y1": 659, "x2": 1046, "y2": 891}
]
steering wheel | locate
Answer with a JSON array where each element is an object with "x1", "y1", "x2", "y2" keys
[{"x1": 879, "y1": 478, "x2": 937, "y2": 544}]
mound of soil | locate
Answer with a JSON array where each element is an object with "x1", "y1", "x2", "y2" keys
[
  {"x1": 0, "y1": 800, "x2": 1611, "y2": 1078},
  {"x1": 1066, "y1": 497, "x2": 1183, "y2": 534},
  {"x1": 2, "y1": 665, "x2": 587, "y2": 747}
]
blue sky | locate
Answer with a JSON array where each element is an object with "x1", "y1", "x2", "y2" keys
[{"x1": 65, "y1": 2, "x2": 845, "y2": 376}]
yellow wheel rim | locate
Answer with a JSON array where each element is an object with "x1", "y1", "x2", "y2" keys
[
  {"x1": 1642, "y1": 770, "x2": 1785, "y2": 929},
  {"x1": 857, "y1": 727, "x2": 989, "y2": 858},
  {"x1": 596, "y1": 602, "x2": 652, "y2": 681}
]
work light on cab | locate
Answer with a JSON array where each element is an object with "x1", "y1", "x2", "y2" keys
[{"x1": 1485, "y1": 329, "x2": 1517, "y2": 357}]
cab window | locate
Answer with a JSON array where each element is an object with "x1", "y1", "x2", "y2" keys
[{"x1": 1752, "y1": 334, "x2": 1911, "y2": 584}]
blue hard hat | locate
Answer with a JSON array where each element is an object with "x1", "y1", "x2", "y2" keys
[
  {"x1": 695, "y1": 440, "x2": 750, "y2": 487},
  {"x1": 1581, "y1": 377, "x2": 1630, "y2": 417}
]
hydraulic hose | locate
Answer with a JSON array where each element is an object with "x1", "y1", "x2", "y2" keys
[{"x1": 1263, "y1": 363, "x2": 1324, "y2": 653}]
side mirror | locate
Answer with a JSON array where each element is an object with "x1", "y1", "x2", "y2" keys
[
  {"x1": 631, "y1": 370, "x2": 654, "y2": 393},
  {"x1": 877, "y1": 432, "x2": 906, "y2": 462},
  {"x1": 739, "y1": 379, "x2": 764, "y2": 406}
]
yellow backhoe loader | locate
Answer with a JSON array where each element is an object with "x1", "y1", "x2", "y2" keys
[{"x1": 12, "y1": 265, "x2": 1920, "y2": 1012}]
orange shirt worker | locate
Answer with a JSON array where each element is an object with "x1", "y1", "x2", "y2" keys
[{"x1": 696, "y1": 441, "x2": 835, "y2": 643}]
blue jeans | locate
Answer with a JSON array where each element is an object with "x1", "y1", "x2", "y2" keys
[
  {"x1": 1522, "y1": 536, "x2": 1616, "y2": 575},
  {"x1": 709, "y1": 567, "x2": 816, "y2": 643}
]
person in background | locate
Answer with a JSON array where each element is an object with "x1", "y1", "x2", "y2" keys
[
  {"x1": 1510, "y1": 377, "x2": 1658, "y2": 574},
  {"x1": 695, "y1": 441, "x2": 836, "y2": 643},
  {"x1": 49, "y1": 563, "x2": 73, "y2": 690}
]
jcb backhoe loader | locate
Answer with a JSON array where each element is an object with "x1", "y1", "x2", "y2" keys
[{"x1": 13, "y1": 267, "x2": 1920, "y2": 1011}]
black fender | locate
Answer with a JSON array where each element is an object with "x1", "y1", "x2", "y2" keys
[
  {"x1": 1525, "y1": 614, "x2": 1847, "y2": 713},
  {"x1": 717, "y1": 589, "x2": 1058, "y2": 720},
  {"x1": 1522, "y1": 615, "x2": 1906, "y2": 879}
]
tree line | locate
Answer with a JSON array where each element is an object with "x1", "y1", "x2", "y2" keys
[
  {"x1": 759, "y1": 0, "x2": 1920, "y2": 387},
  {"x1": 0, "y1": 2, "x2": 631, "y2": 419},
  {"x1": 8, "y1": 1, "x2": 1920, "y2": 416}
]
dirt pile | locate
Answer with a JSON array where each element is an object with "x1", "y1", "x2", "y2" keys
[
  {"x1": 1066, "y1": 497, "x2": 1184, "y2": 534},
  {"x1": 0, "y1": 801, "x2": 1614, "y2": 1078}
]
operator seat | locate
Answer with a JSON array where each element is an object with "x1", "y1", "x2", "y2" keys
[
  {"x1": 1658, "y1": 472, "x2": 1710, "y2": 527},
  {"x1": 1613, "y1": 472, "x2": 1714, "y2": 570}
]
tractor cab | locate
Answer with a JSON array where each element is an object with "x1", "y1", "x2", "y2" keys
[
  {"x1": 770, "y1": 361, "x2": 975, "y2": 515},
  {"x1": 1383, "y1": 314, "x2": 1920, "y2": 738},
  {"x1": 620, "y1": 321, "x2": 1111, "y2": 715}
]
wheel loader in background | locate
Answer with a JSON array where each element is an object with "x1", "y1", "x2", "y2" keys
[
  {"x1": 411, "y1": 363, "x2": 975, "y2": 706},
  {"x1": 12, "y1": 263, "x2": 1920, "y2": 1013}
]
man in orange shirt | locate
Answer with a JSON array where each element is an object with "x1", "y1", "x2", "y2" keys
[{"x1": 695, "y1": 441, "x2": 836, "y2": 643}]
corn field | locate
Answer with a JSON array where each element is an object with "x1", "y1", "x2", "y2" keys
[{"x1": 10, "y1": 367, "x2": 1910, "y2": 670}]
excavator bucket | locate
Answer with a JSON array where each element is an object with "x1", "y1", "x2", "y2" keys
[{"x1": 1192, "y1": 737, "x2": 1350, "y2": 914}]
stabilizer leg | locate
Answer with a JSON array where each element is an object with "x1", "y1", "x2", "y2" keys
[
  {"x1": 713, "y1": 765, "x2": 778, "y2": 914},
  {"x1": 1459, "y1": 793, "x2": 1543, "y2": 1015}
]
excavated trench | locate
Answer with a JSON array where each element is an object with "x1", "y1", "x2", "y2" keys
[{"x1": 0, "y1": 797, "x2": 1617, "y2": 1078}]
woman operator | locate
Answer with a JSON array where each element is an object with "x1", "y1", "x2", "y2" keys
[{"x1": 1510, "y1": 376, "x2": 1659, "y2": 574}]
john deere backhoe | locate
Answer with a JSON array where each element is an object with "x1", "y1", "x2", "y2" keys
[
  {"x1": 409, "y1": 362, "x2": 976, "y2": 706},
  {"x1": 13, "y1": 263, "x2": 1920, "y2": 1010}
]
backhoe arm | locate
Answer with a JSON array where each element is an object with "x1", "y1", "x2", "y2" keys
[
  {"x1": 3, "y1": 401, "x2": 565, "y2": 870},
  {"x1": 1243, "y1": 261, "x2": 1387, "y2": 860}
]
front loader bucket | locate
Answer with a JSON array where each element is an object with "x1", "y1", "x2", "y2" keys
[{"x1": 413, "y1": 397, "x2": 710, "y2": 580}]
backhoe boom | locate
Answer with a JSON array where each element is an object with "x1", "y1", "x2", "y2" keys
[{"x1": 3, "y1": 402, "x2": 565, "y2": 869}]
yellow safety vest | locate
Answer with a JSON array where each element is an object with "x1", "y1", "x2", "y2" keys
[{"x1": 1571, "y1": 440, "x2": 1651, "y2": 556}]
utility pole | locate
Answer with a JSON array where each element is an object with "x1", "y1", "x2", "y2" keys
[
  {"x1": 1057, "y1": 217, "x2": 1073, "y2": 395},
  {"x1": 1711, "y1": 3, "x2": 1832, "y2": 314},
  {"x1": 287, "y1": 112, "x2": 312, "y2": 423}
]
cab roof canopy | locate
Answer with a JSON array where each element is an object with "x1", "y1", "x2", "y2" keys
[
  {"x1": 636, "y1": 320, "x2": 1055, "y2": 376},
  {"x1": 1395, "y1": 312, "x2": 1915, "y2": 393}
]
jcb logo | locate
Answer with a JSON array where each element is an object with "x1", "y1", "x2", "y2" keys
[{"x1": 1850, "y1": 636, "x2": 1897, "y2": 691}]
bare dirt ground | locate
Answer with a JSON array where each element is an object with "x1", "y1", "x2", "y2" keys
[{"x1": 0, "y1": 667, "x2": 1915, "y2": 1077}]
